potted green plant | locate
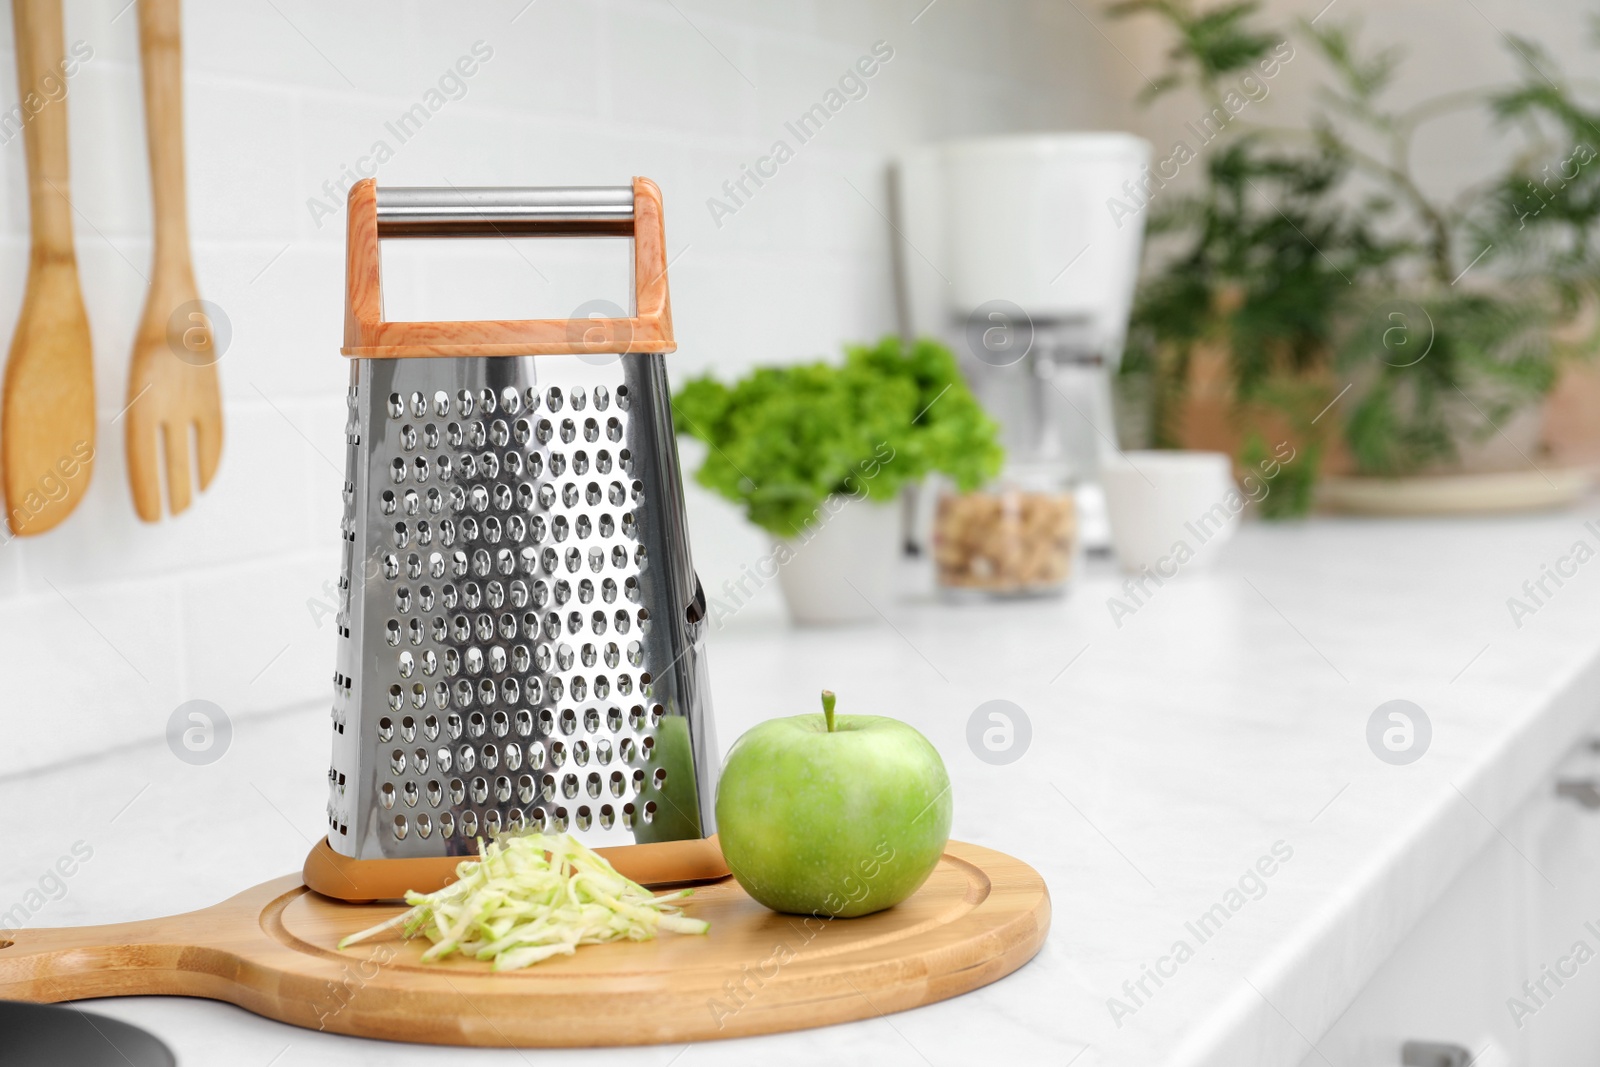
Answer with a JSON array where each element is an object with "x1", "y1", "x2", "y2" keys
[
  {"x1": 671, "y1": 336, "x2": 1002, "y2": 625},
  {"x1": 1110, "y1": 0, "x2": 1600, "y2": 514}
]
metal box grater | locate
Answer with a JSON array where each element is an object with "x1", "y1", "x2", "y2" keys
[{"x1": 303, "y1": 178, "x2": 724, "y2": 900}]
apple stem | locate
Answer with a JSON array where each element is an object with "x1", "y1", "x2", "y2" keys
[{"x1": 821, "y1": 689, "x2": 836, "y2": 733}]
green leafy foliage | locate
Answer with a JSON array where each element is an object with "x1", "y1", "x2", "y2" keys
[
  {"x1": 1110, "y1": 0, "x2": 1600, "y2": 493},
  {"x1": 671, "y1": 337, "x2": 1003, "y2": 539}
]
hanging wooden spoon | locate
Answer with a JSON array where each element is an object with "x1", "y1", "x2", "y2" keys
[
  {"x1": 3, "y1": 0, "x2": 95, "y2": 536},
  {"x1": 126, "y1": 0, "x2": 222, "y2": 521}
]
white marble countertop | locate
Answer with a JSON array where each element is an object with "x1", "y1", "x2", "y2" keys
[{"x1": 7, "y1": 505, "x2": 1600, "y2": 1067}]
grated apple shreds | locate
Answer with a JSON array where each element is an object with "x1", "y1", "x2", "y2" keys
[{"x1": 336, "y1": 832, "x2": 709, "y2": 971}]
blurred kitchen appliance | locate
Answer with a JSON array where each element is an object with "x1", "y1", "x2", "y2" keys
[
  {"x1": 303, "y1": 178, "x2": 726, "y2": 901},
  {"x1": 895, "y1": 133, "x2": 1151, "y2": 551}
]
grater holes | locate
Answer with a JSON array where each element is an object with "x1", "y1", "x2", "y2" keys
[
  {"x1": 506, "y1": 808, "x2": 525, "y2": 833},
  {"x1": 615, "y1": 385, "x2": 630, "y2": 411},
  {"x1": 620, "y1": 448, "x2": 633, "y2": 474},
  {"x1": 619, "y1": 737, "x2": 636, "y2": 762},
  {"x1": 504, "y1": 741, "x2": 522, "y2": 770},
  {"x1": 607, "y1": 481, "x2": 625, "y2": 506},
  {"x1": 518, "y1": 774, "x2": 535, "y2": 803},
  {"x1": 461, "y1": 810, "x2": 479, "y2": 838},
  {"x1": 411, "y1": 392, "x2": 427, "y2": 418},
  {"x1": 391, "y1": 748, "x2": 406, "y2": 774},
  {"x1": 560, "y1": 418, "x2": 576, "y2": 444},
  {"x1": 593, "y1": 386, "x2": 610, "y2": 411},
  {"x1": 391, "y1": 458, "x2": 407, "y2": 484},
  {"x1": 597, "y1": 449, "x2": 612, "y2": 474},
  {"x1": 528, "y1": 806, "x2": 547, "y2": 832},
  {"x1": 447, "y1": 421, "x2": 464, "y2": 448},
  {"x1": 482, "y1": 743, "x2": 499, "y2": 770},
  {"x1": 439, "y1": 810, "x2": 456, "y2": 838},
  {"x1": 621, "y1": 802, "x2": 635, "y2": 829},
  {"x1": 576, "y1": 806, "x2": 592, "y2": 831},
  {"x1": 607, "y1": 417, "x2": 623, "y2": 443},
  {"x1": 586, "y1": 771, "x2": 602, "y2": 798},
  {"x1": 490, "y1": 420, "x2": 510, "y2": 448},
  {"x1": 624, "y1": 576, "x2": 640, "y2": 602},
  {"x1": 381, "y1": 783, "x2": 395, "y2": 809},
  {"x1": 454, "y1": 679, "x2": 472, "y2": 707},
  {"x1": 573, "y1": 451, "x2": 589, "y2": 476},
  {"x1": 446, "y1": 713, "x2": 463, "y2": 739},
  {"x1": 416, "y1": 813, "x2": 433, "y2": 838},
  {"x1": 458, "y1": 744, "x2": 477, "y2": 774},
  {"x1": 527, "y1": 452, "x2": 544, "y2": 479},
  {"x1": 551, "y1": 807, "x2": 568, "y2": 833},
  {"x1": 494, "y1": 775, "x2": 511, "y2": 803},
  {"x1": 470, "y1": 777, "x2": 489, "y2": 804},
  {"x1": 449, "y1": 778, "x2": 465, "y2": 804},
  {"x1": 562, "y1": 774, "x2": 579, "y2": 799},
  {"x1": 600, "y1": 514, "x2": 616, "y2": 538},
  {"x1": 596, "y1": 736, "x2": 612, "y2": 762},
  {"x1": 400, "y1": 425, "x2": 418, "y2": 452},
  {"x1": 387, "y1": 393, "x2": 404, "y2": 419},
  {"x1": 504, "y1": 451, "x2": 523, "y2": 478},
  {"x1": 571, "y1": 677, "x2": 588, "y2": 702},
  {"x1": 478, "y1": 388, "x2": 497, "y2": 415},
  {"x1": 535, "y1": 419, "x2": 553, "y2": 445},
  {"x1": 378, "y1": 716, "x2": 394, "y2": 742},
  {"x1": 642, "y1": 801, "x2": 657, "y2": 824},
  {"x1": 456, "y1": 390, "x2": 475, "y2": 418},
  {"x1": 381, "y1": 490, "x2": 396, "y2": 515},
  {"x1": 403, "y1": 781, "x2": 419, "y2": 807},
  {"x1": 524, "y1": 386, "x2": 540, "y2": 412},
  {"x1": 424, "y1": 714, "x2": 440, "y2": 740},
  {"x1": 515, "y1": 709, "x2": 534, "y2": 736},
  {"x1": 599, "y1": 804, "x2": 615, "y2": 830},
  {"x1": 481, "y1": 453, "x2": 500, "y2": 480},
  {"x1": 583, "y1": 417, "x2": 599, "y2": 443},
  {"x1": 545, "y1": 387, "x2": 563, "y2": 413},
  {"x1": 386, "y1": 620, "x2": 401, "y2": 647},
  {"x1": 500, "y1": 386, "x2": 520, "y2": 415},
  {"x1": 602, "y1": 578, "x2": 618, "y2": 603},
  {"x1": 400, "y1": 716, "x2": 416, "y2": 742}
]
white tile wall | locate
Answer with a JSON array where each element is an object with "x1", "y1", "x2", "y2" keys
[{"x1": 0, "y1": 0, "x2": 1131, "y2": 776}]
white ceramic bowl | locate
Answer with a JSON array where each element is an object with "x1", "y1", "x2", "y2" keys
[{"x1": 1101, "y1": 451, "x2": 1239, "y2": 574}]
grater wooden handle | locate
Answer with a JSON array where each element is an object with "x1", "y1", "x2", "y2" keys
[{"x1": 341, "y1": 176, "x2": 675, "y2": 359}]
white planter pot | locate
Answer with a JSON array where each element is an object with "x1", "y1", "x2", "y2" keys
[{"x1": 774, "y1": 496, "x2": 900, "y2": 626}]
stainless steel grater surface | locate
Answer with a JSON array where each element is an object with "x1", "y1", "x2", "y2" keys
[{"x1": 314, "y1": 180, "x2": 720, "y2": 892}]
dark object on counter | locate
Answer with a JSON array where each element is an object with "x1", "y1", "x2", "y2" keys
[{"x1": 0, "y1": 1000, "x2": 174, "y2": 1067}]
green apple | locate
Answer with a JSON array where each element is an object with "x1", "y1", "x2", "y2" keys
[{"x1": 715, "y1": 691, "x2": 952, "y2": 918}]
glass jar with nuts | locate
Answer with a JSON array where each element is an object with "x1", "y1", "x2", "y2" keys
[{"x1": 933, "y1": 472, "x2": 1077, "y2": 598}]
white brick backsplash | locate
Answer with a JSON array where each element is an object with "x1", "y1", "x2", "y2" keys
[{"x1": 0, "y1": 0, "x2": 1129, "y2": 777}]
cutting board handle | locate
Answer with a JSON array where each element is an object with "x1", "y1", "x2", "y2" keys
[
  {"x1": 342, "y1": 176, "x2": 675, "y2": 359},
  {"x1": 0, "y1": 876, "x2": 303, "y2": 1003}
]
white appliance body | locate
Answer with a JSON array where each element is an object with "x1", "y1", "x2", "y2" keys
[{"x1": 894, "y1": 133, "x2": 1153, "y2": 550}]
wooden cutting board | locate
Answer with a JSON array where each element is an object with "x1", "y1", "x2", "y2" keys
[{"x1": 0, "y1": 840, "x2": 1048, "y2": 1046}]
